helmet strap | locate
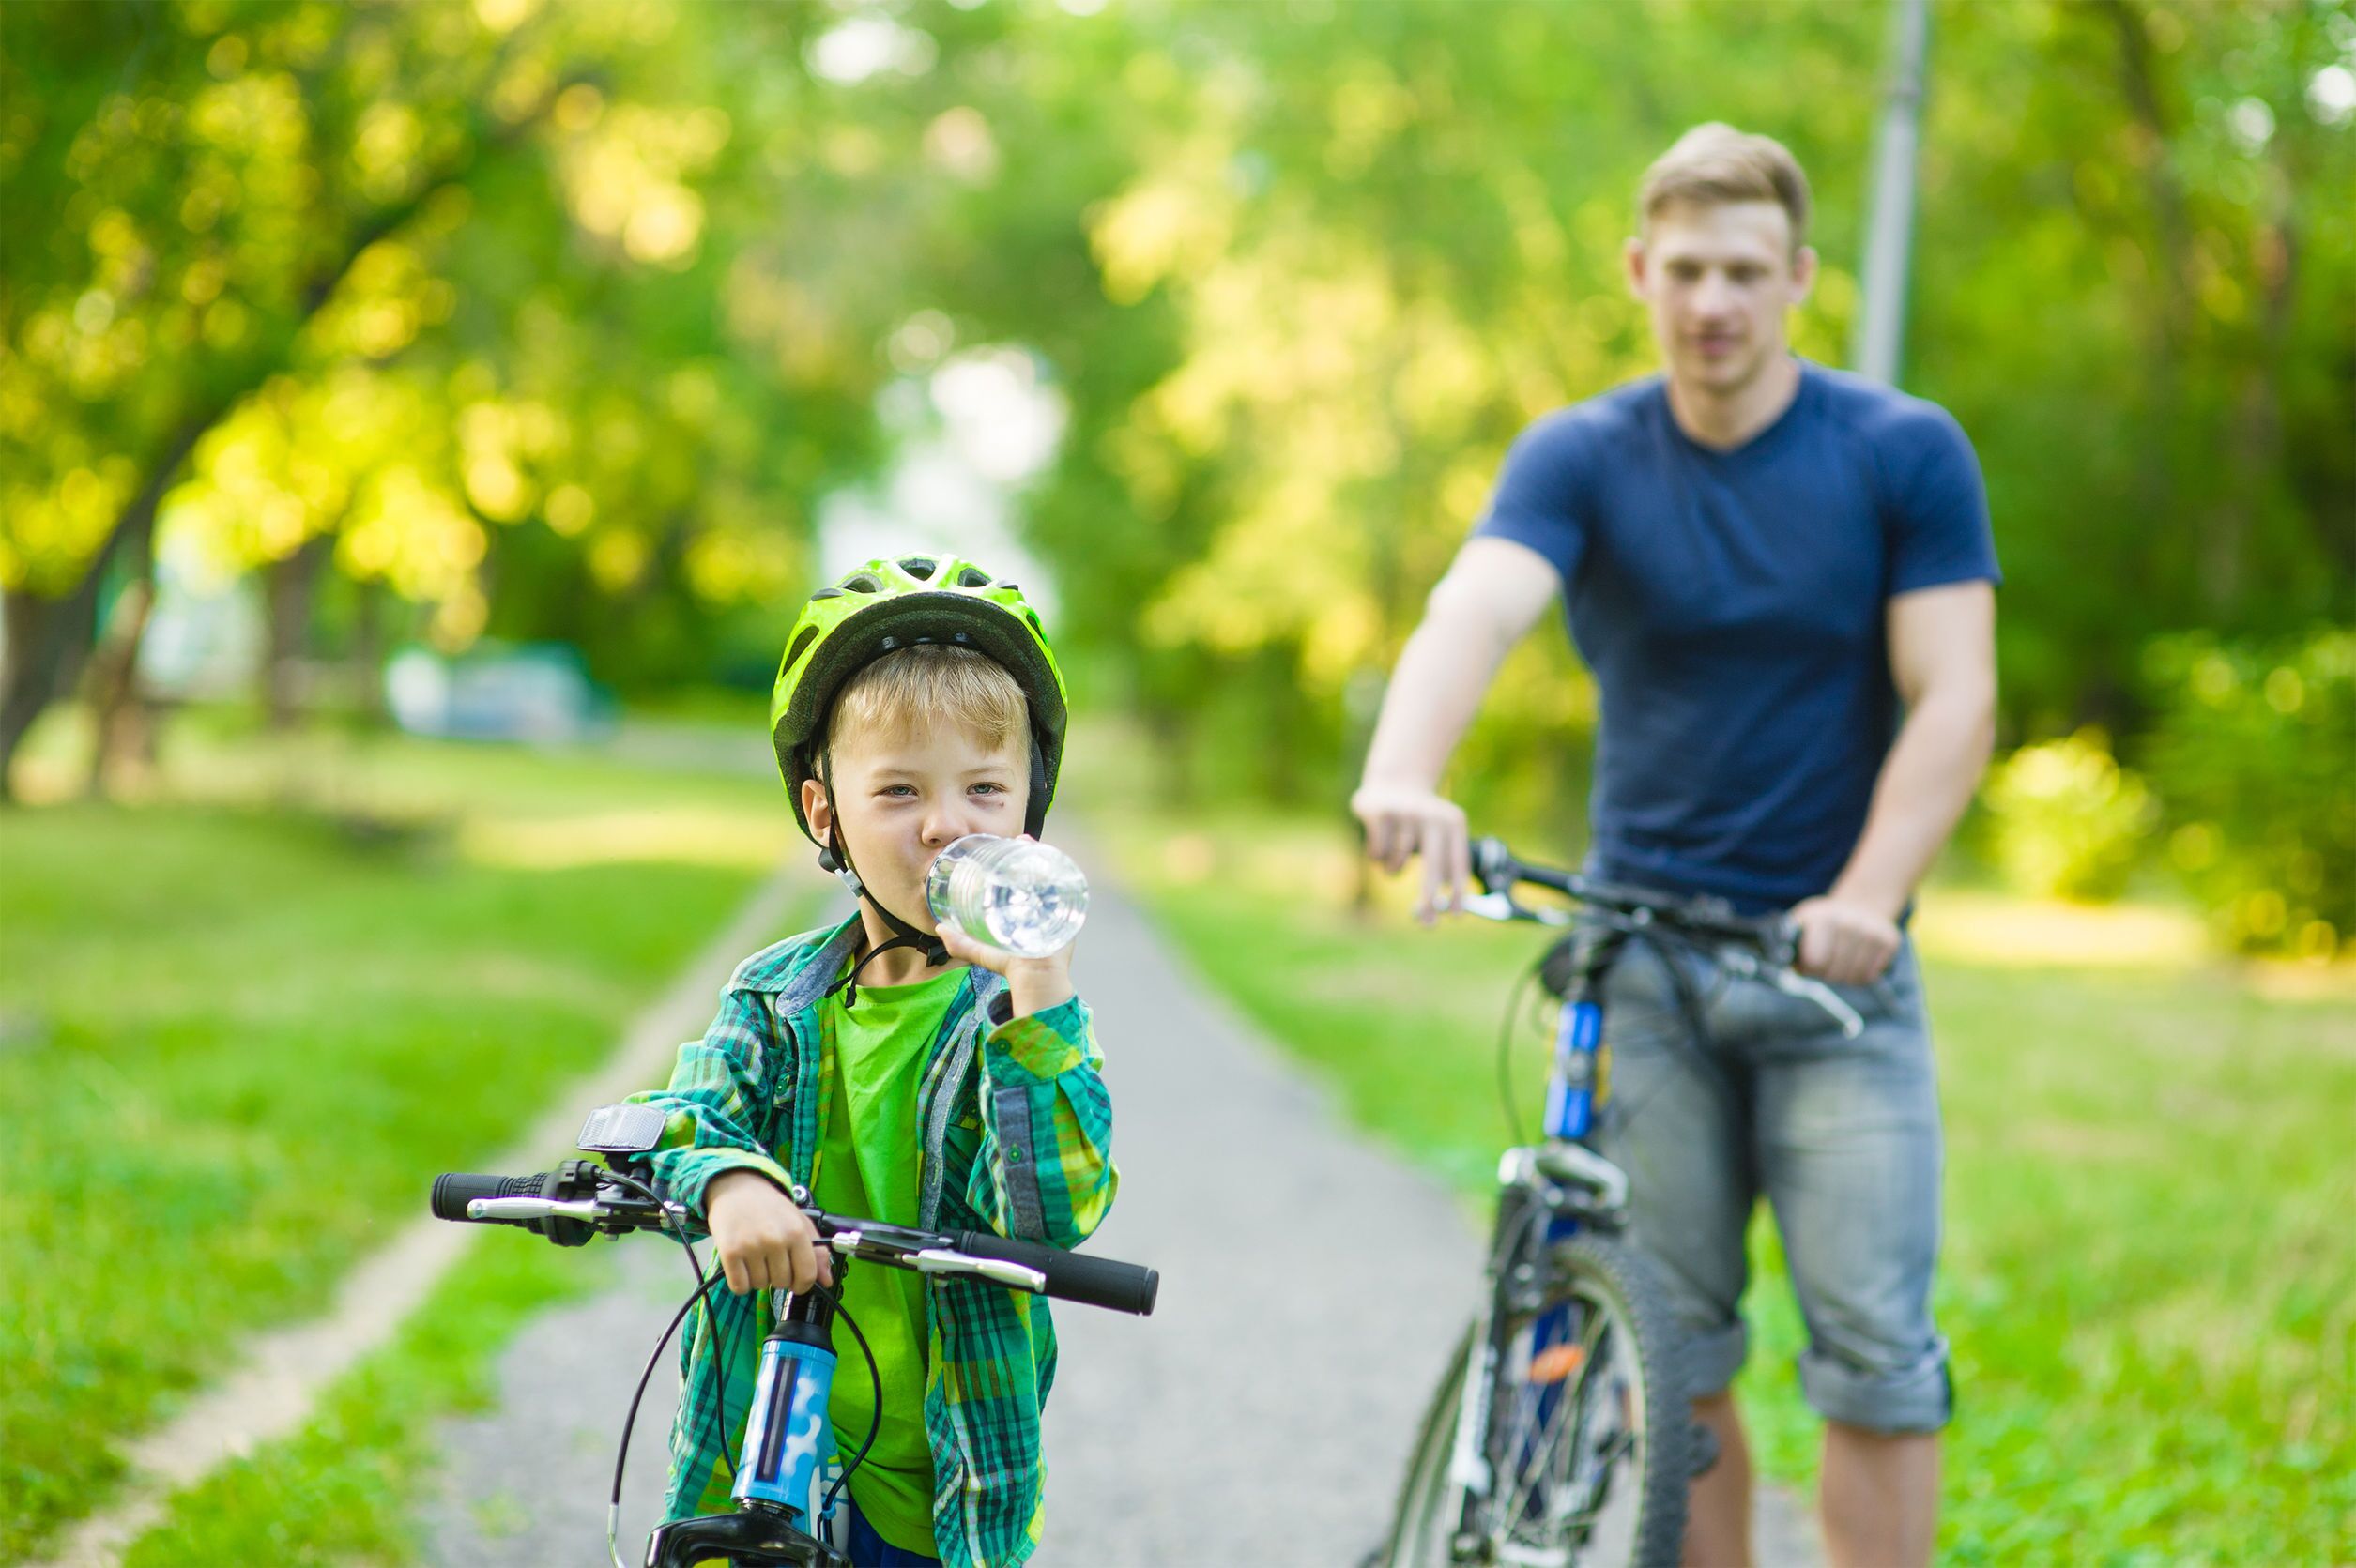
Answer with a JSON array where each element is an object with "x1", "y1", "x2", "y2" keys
[
  {"x1": 1022, "y1": 732, "x2": 1051, "y2": 839},
  {"x1": 814, "y1": 750, "x2": 950, "y2": 1007}
]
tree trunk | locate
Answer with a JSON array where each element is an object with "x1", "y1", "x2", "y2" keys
[
  {"x1": 351, "y1": 575, "x2": 390, "y2": 726},
  {"x1": 83, "y1": 575, "x2": 158, "y2": 800},
  {"x1": 2098, "y1": 0, "x2": 2201, "y2": 612},
  {"x1": 263, "y1": 533, "x2": 336, "y2": 728},
  {"x1": 0, "y1": 404, "x2": 205, "y2": 801},
  {"x1": 0, "y1": 587, "x2": 95, "y2": 804}
]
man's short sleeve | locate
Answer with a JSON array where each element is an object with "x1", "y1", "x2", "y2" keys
[
  {"x1": 1882, "y1": 404, "x2": 2000, "y2": 595},
  {"x1": 1472, "y1": 410, "x2": 1590, "y2": 587}
]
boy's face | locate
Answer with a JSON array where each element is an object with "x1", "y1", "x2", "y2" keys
[{"x1": 802, "y1": 721, "x2": 1028, "y2": 931}]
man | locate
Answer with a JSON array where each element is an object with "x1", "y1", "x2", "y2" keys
[{"x1": 1352, "y1": 124, "x2": 1997, "y2": 1568}]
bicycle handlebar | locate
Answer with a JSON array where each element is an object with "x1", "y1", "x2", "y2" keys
[
  {"x1": 1462, "y1": 836, "x2": 1864, "y2": 1038},
  {"x1": 946, "y1": 1228, "x2": 1161, "y2": 1315},
  {"x1": 1466, "y1": 838, "x2": 1788, "y2": 944},
  {"x1": 430, "y1": 1167, "x2": 1160, "y2": 1316}
]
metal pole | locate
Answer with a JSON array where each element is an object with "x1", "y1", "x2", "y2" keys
[{"x1": 1854, "y1": 0, "x2": 1932, "y2": 387}]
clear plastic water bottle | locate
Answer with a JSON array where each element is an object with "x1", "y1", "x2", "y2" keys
[{"x1": 924, "y1": 834, "x2": 1089, "y2": 958}]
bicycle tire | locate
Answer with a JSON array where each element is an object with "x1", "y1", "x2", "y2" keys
[
  {"x1": 1378, "y1": 1328, "x2": 1474, "y2": 1567},
  {"x1": 1379, "y1": 1234, "x2": 1692, "y2": 1568}
]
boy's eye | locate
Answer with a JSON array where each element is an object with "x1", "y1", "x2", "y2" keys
[
  {"x1": 971, "y1": 782, "x2": 1007, "y2": 797},
  {"x1": 880, "y1": 784, "x2": 917, "y2": 798}
]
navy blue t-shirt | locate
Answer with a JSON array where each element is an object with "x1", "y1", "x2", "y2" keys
[{"x1": 1474, "y1": 360, "x2": 1998, "y2": 912}]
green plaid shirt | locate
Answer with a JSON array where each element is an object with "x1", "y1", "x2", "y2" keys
[{"x1": 625, "y1": 914, "x2": 1118, "y2": 1567}]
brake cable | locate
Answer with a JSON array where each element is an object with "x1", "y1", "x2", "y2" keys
[
  {"x1": 596, "y1": 1165, "x2": 887, "y2": 1565},
  {"x1": 610, "y1": 1268, "x2": 732, "y2": 1568}
]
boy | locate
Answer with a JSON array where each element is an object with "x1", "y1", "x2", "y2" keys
[{"x1": 628, "y1": 555, "x2": 1117, "y2": 1568}]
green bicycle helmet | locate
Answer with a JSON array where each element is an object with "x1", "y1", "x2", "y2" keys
[{"x1": 769, "y1": 553, "x2": 1068, "y2": 843}]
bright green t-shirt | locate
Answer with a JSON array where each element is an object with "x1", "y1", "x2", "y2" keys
[{"x1": 809, "y1": 965, "x2": 966, "y2": 1556}]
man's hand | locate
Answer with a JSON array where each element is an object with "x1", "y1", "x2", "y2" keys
[
  {"x1": 705, "y1": 1169, "x2": 833, "y2": 1296},
  {"x1": 1789, "y1": 895, "x2": 1901, "y2": 987},
  {"x1": 1351, "y1": 782, "x2": 1469, "y2": 925}
]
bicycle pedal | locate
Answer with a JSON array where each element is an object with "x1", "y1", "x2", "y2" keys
[{"x1": 1689, "y1": 1423, "x2": 1721, "y2": 1477}]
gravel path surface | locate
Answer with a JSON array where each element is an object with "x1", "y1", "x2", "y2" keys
[{"x1": 421, "y1": 848, "x2": 1823, "y2": 1567}]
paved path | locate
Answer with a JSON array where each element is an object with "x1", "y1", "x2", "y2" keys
[{"x1": 421, "y1": 839, "x2": 1824, "y2": 1566}]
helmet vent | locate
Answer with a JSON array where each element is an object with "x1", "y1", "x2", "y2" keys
[
  {"x1": 809, "y1": 587, "x2": 845, "y2": 601},
  {"x1": 898, "y1": 556, "x2": 938, "y2": 580},
  {"x1": 955, "y1": 566, "x2": 992, "y2": 588},
  {"x1": 785, "y1": 626, "x2": 819, "y2": 669},
  {"x1": 843, "y1": 574, "x2": 883, "y2": 593}
]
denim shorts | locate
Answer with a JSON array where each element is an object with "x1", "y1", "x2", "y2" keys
[{"x1": 1593, "y1": 931, "x2": 1951, "y2": 1434}]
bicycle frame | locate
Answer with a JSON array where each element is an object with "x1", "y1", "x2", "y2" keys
[
  {"x1": 1394, "y1": 840, "x2": 1861, "y2": 1563},
  {"x1": 1446, "y1": 920, "x2": 1632, "y2": 1535},
  {"x1": 644, "y1": 1280, "x2": 852, "y2": 1568}
]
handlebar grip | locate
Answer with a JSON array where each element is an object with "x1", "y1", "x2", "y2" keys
[
  {"x1": 948, "y1": 1231, "x2": 1159, "y2": 1316},
  {"x1": 431, "y1": 1171, "x2": 549, "y2": 1222}
]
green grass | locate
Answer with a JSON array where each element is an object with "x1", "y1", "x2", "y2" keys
[
  {"x1": 122, "y1": 1239, "x2": 604, "y2": 1568},
  {"x1": 1082, "y1": 798, "x2": 2356, "y2": 1565},
  {"x1": 0, "y1": 709, "x2": 805, "y2": 1560}
]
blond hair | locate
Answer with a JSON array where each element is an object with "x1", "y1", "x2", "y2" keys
[
  {"x1": 823, "y1": 644, "x2": 1028, "y2": 759},
  {"x1": 1638, "y1": 123, "x2": 1811, "y2": 251}
]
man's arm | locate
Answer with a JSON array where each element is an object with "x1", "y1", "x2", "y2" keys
[
  {"x1": 1352, "y1": 536, "x2": 1559, "y2": 921},
  {"x1": 1794, "y1": 579, "x2": 1997, "y2": 984}
]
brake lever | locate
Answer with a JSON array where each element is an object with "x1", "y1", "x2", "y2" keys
[
  {"x1": 1771, "y1": 969, "x2": 1864, "y2": 1039},
  {"x1": 1455, "y1": 891, "x2": 1572, "y2": 925},
  {"x1": 1715, "y1": 949, "x2": 1865, "y2": 1039}
]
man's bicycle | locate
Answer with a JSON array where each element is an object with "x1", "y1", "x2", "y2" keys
[
  {"x1": 431, "y1": 1102, "x2": 1159, "y2": 1568},
  {"x1": 1375, "y1": 838, "x2": 1862, "y2": 1568}
]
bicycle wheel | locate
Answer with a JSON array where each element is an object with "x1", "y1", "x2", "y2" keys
[{"x1": 1380, "y1": 1235, "x2": 1691, "y2": 1568}]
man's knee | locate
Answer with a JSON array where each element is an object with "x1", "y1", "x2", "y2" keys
[{"x1": 1798, "y1": 1339, "x2": 1952, "y2": 1434}]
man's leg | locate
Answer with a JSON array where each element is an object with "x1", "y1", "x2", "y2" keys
[
  {"x1": 1593, "y1": 938, "x2": 1756, "y2": 1567},
  {"x1": 1749, "y1": 939, "x2": 1950, "y2": 1568},
  {"x1": 1821, "y1": 1423, "x2": 1936, "y2": 1568},
  {"x1": 1684, "y1": 1392, "x2": 1754, "y2": 1568}
]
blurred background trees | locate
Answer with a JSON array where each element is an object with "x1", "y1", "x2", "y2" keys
[{"x1": 4, "y1": 0, "x2": 2349, "y2": 950}]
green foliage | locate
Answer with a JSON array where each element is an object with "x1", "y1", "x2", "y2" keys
[
  {"x1": 11, "y1": 0, "x2": 2349, "y2": 838},
  {"x1": 1981, "y1": 728, "x2": 2158, "y2": 900},
  {"x1": 2142, "y1": 627, "x2": 2356, "y2": 956}
]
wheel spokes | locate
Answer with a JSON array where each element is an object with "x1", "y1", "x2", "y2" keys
[{"x1": 1480, "y1": 1285, "x2": 1646, "y2": 1562}]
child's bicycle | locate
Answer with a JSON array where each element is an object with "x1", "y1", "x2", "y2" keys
[
  {"x1": 431, "y1": 1102, "x2": 1160, "y2": 1568},
  {"x1": 1375, "y1": 838, "x2": 1862, "y2": 1568}
]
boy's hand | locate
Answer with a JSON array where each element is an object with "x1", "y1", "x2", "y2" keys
[
  {"x1": 937, "y1": 920, "x2": 1076, "y2": 1020},
  {"x1": 705, "y1": 1169, "x2": 834, "y2": 1296}
]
